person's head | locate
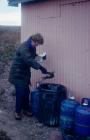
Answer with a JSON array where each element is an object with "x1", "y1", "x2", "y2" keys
[{"x1": 30, "y1": 33, "x2": 44, "y2": 47}]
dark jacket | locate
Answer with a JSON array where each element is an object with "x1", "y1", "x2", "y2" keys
[{"x1": 9, "y1": 40, "x2": 41, "y2": 86}]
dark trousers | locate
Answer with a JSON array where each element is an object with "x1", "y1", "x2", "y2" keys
[{"x1": 15, "y1": 85, "x2": 30, "y2": 113}]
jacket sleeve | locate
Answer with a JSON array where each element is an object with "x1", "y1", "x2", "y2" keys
[{"x1": 20, "y1": 47, "x2": 41, "y2": 70}]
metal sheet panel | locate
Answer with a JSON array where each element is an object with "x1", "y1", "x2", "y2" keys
[{"x1": 21, "y1": 0, "x2": 90, "y2": 99}]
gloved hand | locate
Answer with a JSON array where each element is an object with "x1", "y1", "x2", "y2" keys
[
  {"x1": 39, "y1": 65, "x2": 48, "y2": 74},
  {"x1": 42, "y1": 72, "x2": 54, "y2": 79},
  {"x1": 47, "y1": 72, "x2": 54, "y2": 78}
]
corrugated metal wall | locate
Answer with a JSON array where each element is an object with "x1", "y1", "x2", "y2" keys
[{"x1": 21, "y1": 0, "x2": 90, "y2": 99}]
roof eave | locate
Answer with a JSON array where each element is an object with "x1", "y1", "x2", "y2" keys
[{"x1": 8, "y1": 0, "x2": 46, "y2": 6}]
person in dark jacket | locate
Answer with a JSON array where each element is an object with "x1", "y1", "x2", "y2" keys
[{"x1": 9, "y1": 33, "x2": 48, "y2": 120}]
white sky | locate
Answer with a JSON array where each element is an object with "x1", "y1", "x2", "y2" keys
[{"x1": 0, "y1": 0, "x2": 21, "y2": 26}]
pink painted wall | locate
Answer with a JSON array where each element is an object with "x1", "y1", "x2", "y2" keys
[{"x1": 21, "y1": 0, "x2": 90, "y2": 99}]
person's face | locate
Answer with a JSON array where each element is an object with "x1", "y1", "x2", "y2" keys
[{"x1": 31, "y1": 40, "x2": 38, "y2": 47}]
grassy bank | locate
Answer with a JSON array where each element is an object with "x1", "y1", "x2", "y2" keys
[{"x1": 0, "y1": 26, "x2": 21, "y2": 74}]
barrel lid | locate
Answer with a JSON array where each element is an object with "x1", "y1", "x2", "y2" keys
[
  {"x1": 69, "y1": 96, "x2": 75, "y2": 100},
  {"x1": 82, "y1": 102, "x2": 88, "y2": 106}
]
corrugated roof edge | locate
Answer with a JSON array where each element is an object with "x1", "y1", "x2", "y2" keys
[{"x1": 8, "y1": 0, "x2": 45, "y2": 6}]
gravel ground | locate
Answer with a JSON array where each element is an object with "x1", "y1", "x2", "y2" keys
[{"x1": 0, "y1": 63, "x2": 59, "y2": 140}]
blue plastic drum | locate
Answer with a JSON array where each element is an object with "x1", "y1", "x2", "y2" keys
[
  {"x1": 60, "y1": 96, "x2": 79, "y2": 135},
  {"x1": 75, "y1": 103, "x2": 90, "y2": 136}
]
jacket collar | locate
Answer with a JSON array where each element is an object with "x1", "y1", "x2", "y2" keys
[{"x1": 26, "y1": 38, "x2": 33, "y2": 48}]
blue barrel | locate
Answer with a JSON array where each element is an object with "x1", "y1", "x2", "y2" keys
[
  {"x1": 31, "y1": 89, "x2": 40, "y2": 119},
  {"x1": 60, "y1": 96, "x2": 79, "y2": 135},
  {"x1": 63, "y1": 134, "x2": 87, "y2": 140},
  {"x1": 75, "y1": 103, "x2": 90, "y2": 136},
  {"x1": 39, "y1": 83, "x2": 67, "y2": 126},
  {"x1": 41, "y1": 92, "x2": 59, "y2": 126}
]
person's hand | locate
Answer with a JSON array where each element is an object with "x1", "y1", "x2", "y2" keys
[
  {"x1": 39, "y1": 65, "x2": 48, "y2": 74},
  {"x1": 47, "y1": 72, "x2": 54, "y2": 78}
]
